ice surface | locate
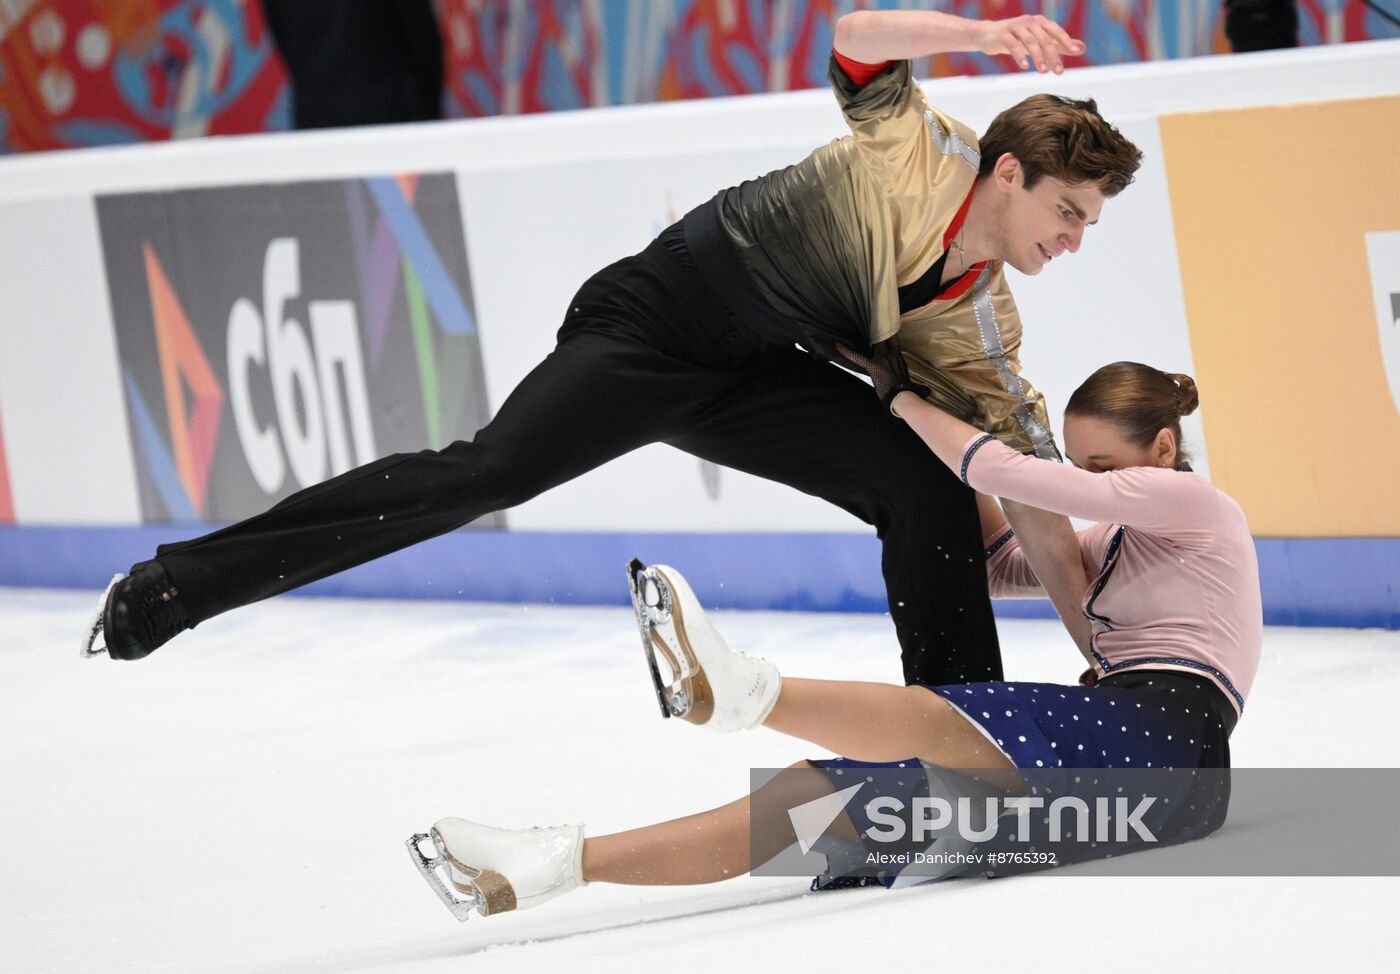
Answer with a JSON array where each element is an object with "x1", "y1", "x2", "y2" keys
[{"x1": 3, "y1": 587, "x2": 1397, "y2": 972}]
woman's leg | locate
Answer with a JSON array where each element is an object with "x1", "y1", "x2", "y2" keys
[
  {"x1": 583, "y1": 759, "x2": 849, "y2": 885},
  {"x1": 582, "y1": 783, "x2": 754, "y2": 884},
  {"x1": 581, "y1": 676, "x2": 1014, "y2": 886},
  {"x1": 764, "y1": 678, "x2": 1013, "y2": 771}
]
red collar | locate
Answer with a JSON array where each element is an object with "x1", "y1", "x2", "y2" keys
[{"x1": 939, "y1": 182, "x2": 987, "y2": 302}]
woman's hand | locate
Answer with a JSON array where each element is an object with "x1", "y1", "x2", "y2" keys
[
  {"x1": 975, "y1": 15, "x2": 1085, "y2": 74},
  {"x1": 836, "y1": 339, "x2": 929, "y2": 413}
]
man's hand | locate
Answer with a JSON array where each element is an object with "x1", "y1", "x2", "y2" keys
[
  {"x1": 975, "y1": 15, "x2": 1085, "y2": 74},
  {"x1": 836, "y1": 337, "x2": 931, "y2": 413}
]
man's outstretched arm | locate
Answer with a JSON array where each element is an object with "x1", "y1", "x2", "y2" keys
[
  {"x1": 974, "y1": 492, "x2": 1094, "y2": 660},
  {"x1": 834, "y1": 8, "x2": 1084, "y2": 74},
  {"x1": 999, "y1": 499, "x2": 1093, "y2": 658}
]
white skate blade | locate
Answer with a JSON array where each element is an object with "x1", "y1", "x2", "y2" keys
[
  {"x1": 405, "y1": 831, "x2": 483, "y2": 922},
  {"x1": 629, "y1": 562, "x2": 781, "y2": 732},
  {"x1": 629, "y1": 561, "x2": 720, "y2": 725},
  {"x1": 628, "y1": 558, "x2": 676, "y2": 719},
  {"x1": 80, "y1": 573, "x2": 123, "y2": 660}
]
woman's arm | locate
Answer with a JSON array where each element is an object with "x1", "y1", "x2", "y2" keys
[
  {"x1": 891, "y1": 390, "x2": 990, "y2": 472},
  {"x1": 891, "y1": 390, "x2": 1216, "y2": 535},
  {"x1": 833, "y1": 9, "x2": 1084, "y2": 74}
]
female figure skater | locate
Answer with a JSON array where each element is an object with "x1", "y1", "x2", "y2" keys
[{"x1": 407, "y1": 362, "x2": 1262, "y2": 920}]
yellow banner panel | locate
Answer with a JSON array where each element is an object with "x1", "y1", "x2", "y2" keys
[{"x1": 1159, "y1": 96, "x2": 1400, "y2": 537}]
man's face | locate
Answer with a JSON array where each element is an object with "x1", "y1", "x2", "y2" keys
[{"x1": 1002, "y1": 173, "x2": 1106, "y2": 276}]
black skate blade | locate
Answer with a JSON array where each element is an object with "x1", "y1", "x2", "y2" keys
[{"x1": 627, "y1": 558, "x2": 672, "y2": 720}]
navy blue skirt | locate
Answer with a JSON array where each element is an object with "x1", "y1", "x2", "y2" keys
[
  {"x1": 813, "y1": 671, "x2": 1233, "y2": 778},
  {"x1": 927, "y1": 669, "x2": 1235, "y2": 771},
  {"x1": 808, "y1": 671, "x2": 1236, "y2": 888}
]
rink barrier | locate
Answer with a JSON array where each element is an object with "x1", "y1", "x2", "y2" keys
[
  {"x1": 1, "y1": 43, "x2": 1398, "y2": 632},
  {"x1": 1, "y1": 526, "x2": 1395, "y2": 630}
]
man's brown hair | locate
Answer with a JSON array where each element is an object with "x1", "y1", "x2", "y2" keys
[{"x1": 979, "y1": 94, "x2": 1143, "y2": 197}]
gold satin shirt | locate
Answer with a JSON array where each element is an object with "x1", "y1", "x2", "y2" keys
[{"x1": 714, "y1": 57, "x2": 1057, "y2": 459}]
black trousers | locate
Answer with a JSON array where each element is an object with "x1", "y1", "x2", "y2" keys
[{"x1": 154, "y1": 224, "x2": 1002, "y2": 685}]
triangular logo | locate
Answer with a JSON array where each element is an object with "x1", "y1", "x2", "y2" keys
[
  {"x1": 788, "y1": 782, "x2": 866, "y2": 855},
  {"x1": 144, "y1": 244, "x2": 224, "y2": 514}
]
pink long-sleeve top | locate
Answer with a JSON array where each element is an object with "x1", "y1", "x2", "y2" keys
[{"x1": 960, "y1": 433, "x2": 1262, "y2": 718}]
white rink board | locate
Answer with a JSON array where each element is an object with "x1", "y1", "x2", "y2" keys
[{"x1": 0, "y1": 41, "x2": 1397, "y2": 528}]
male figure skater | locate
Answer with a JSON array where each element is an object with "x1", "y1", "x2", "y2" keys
[{"x1": 87, "y1": 9, "x2": 1142, "y2": 688}]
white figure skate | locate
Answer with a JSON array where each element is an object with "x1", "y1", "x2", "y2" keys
[
  {"x1": 626, "y1": 559, "x2": 781, "y2": 732},
  {"x1": 406, "y1": 819, "x2": 585, "y2": 921}
]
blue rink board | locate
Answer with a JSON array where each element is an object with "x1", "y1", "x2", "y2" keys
[{"x1": 0, "y1": 526, "x2": 1395, "y2": 629}]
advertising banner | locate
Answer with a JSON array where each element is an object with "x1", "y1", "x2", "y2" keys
[
  {"x1": 0, "y1": 407, "x2": 12, "y2": 523},
  {"x1": 96, "y1": 173, "x2": 499, "y2": 526},
  {"x1": 1160, "y1": 95, "x2": 1400, "y2": 536}
]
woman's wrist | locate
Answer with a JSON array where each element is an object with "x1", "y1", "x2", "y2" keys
[{"x1": 888, "y1": 389, "x2": 916, "y2": 418}]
